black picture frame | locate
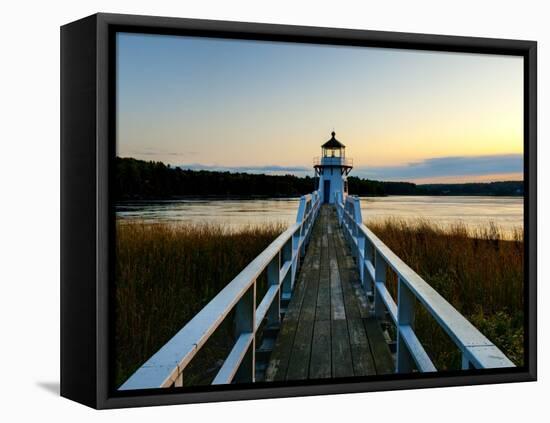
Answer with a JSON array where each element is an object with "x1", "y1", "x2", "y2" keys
[{"x1": 61, "y1": 12, "x2": 537, "y2": 409}]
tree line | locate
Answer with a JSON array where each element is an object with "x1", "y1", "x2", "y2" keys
[{"x1": 115, "y1": 157, "x2": 523, "y2": 200}]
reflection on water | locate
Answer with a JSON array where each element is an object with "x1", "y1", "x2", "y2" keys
[
  {"x1": 360, "y1": 196, "x2": 523, "y2": 235},
  {"x1": 116, "y1": 196, "x2": 523, "y2": 234},
  {"x1": 116, "y1": 198, "x2": 300, "y2": 229}
]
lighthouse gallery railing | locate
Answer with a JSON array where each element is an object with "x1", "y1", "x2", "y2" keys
[
  {"x1": 313, "y1": 156, "x2": 353, "y2": 167},
  {"x1": 120, "y1": 191, "x2": 321, "y2": 390},
  {"x1": 335, "y1": 193, "x2": 515, "y2": 372}
]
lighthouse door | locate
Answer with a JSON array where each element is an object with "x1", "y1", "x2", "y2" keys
[{"x1": 323, "y1": 180, "x2": 331, "y2": 204}]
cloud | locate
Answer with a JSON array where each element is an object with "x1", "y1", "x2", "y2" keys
[
  {"x1": 177, "y1": 163, "x2": 311, "y2": 175},
  {"x1": 164, "y1": 154, "x2": 523, "y2": 182},
  {"x1": 354, "y1": 154, "x2": 523, "y2": 181},
  {"x1": 127, "y1": 148, "x2": 198, "y2": 157}
]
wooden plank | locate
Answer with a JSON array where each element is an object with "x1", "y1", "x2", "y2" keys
[
  {"x1": 315, "y1": 230, "x2": 331, "y2": 322},
  {"x1": 341, "y1": 290, "x2": 361, "y2": 319},
  {"x1": 335, "y1": 253, "x2": 361, "y2": 321},
  {"x1": 298, "y1": 246, "x2": 321, "y2": 322},
  {"x1": 328, "y1": 209, "x2": 354, "y2": 378},
  {"x1": 363, "y1": 317, "x2": 395, "y2": 375},
  {"x1": 285, "y1": 239, "x2": 321, "y2": 380},
  {"x1": 331, "y1": 320, "x2": 354, "y2": 378},
  {"x1": 332, "y1": 221, "x2": 372, "y2": 320},
  {"x1": 348, "y1": 318, "x2": 376, "y2": 376},
  {"x1": 264, "y1": 319, "x2": 298, "y2": 381},
  {"x1": 283, "y1": 256, "x2": 312, "y2": 322},
  {"x1": 309, "y1": 320, "x2": 332, "y2": 379},
  {"x1": 286, "y1": 318, "x2": 315, "y2": 380},
  {"x1": 266, "y1": 266, "x2": 308, "y2": 365},
  {"x1": 351, "y1": 280, "x2": 371, "y2": 319},
  {"x1": 316, "y1": 274, "x2": 331, "y2": 321},
  {"x1": 329, "y1": 256, "x2": 346, "y2": 320}
]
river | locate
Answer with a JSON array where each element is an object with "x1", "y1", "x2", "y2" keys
[{"x1": 116, "y1": 195, "x2": 523, "y2": 236}]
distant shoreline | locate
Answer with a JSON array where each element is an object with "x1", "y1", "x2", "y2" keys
[
  {"x1": 115, "y1": 157, "x2": 524, "y2": 200},
  {"x1": 116, "y1": 192, "x2": 524, "y2": 203}
]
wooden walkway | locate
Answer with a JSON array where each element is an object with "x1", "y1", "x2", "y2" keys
[{"x1": 265, "y1": 205, "x2": 394, "y2": 381}]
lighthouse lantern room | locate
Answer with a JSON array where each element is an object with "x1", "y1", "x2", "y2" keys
[{"x1": 314, "y1": 131, "x2": 353, "y2": 204}]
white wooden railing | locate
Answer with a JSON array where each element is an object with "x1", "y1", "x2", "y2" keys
[
  {"x1": 335, "y1": 193, "x2": 515, "y2": 372},
  {"x1": 120, "y1": 191, "x2": 321, "y2": 390}
]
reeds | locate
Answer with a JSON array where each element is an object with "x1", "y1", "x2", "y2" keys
[
  {"x1": 115, "y1": 221, "x2": 285, "y2": 387},
  {"x1": 367, "y1": 218, "x2": 524, "y2": 369}
]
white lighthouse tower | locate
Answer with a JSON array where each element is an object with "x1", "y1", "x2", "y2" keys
[{"x1": 314, "y1": 131, "x2": 353, "y2": 204}]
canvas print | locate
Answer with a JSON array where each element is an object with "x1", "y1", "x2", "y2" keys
[{"x1": 113, "y1": 32, "x2": 524, "y2": 391}]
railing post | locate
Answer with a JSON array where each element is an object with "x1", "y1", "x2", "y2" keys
[
  {"x1": 266, "y1": 252, "x2": 281, "y2": 326},
  {"x1": 396, "y1": 278, "x2": 415, "y2": 373},
  {"x1": 364, "y1": 240, "x2": 374, "y2": 294},
  {"x1": 296, "y1": 195, "x2": 307, "y2": 224},
  {"x1": 292, "y1": 195, "x2": 307, "y2": 284},
  {"x1": 349, "y1": 198, "x2": 357, "y2": 258},
  {"x1": 461, "y1": 354, "x2": 473, "y2": 370},
  {"x1": 374, "y1": 252, "x2": 387, "y2": 319},
  {"x1": 308, "y1": 196, "x2": 316, "y2": 243},
  {"x1": 343, "y1": 198, "x2": 350, "y2": 243},
  {"x1": 292, "y1": 230, "x2": 300, "y2": 287},
  {"x1": 282, "y1": 238, "x2": 292, "y2": 296},
  {"x1": 301, "y1": 198, "x2": 311, "y2": 255},
  {"x1": 310, "y1": 192, "x2": 317, "y2": 227},
  {"x1": 353, "y1": 197, "x2": 365, "y2": 281},
  {"x1": 233, "y1": 281, "x2": 256, "y2": 383}
]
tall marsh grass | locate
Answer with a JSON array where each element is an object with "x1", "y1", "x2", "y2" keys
[
  {"x1": 367, "y1": 218, "x2": 524, "y2": 369},
  {"x1": 115, "y1": 221, "x2": 285, "y2": 388}
]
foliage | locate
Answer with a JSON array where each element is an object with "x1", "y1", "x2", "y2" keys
[
  {"x1": 115, "y1": 157, "x2": 315, "y2": 199},
  {"x1": 116, "y1": 157, "x2": 524, "y2": 199}
]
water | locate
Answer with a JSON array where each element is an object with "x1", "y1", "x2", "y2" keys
[
  {"x1": 360, "y1": 196, "x2": 523, "y2": 235},
  {"x1": 116, "y1": 198, "x2": 301, "y2": 228},
  {"x1": 116, "y1": 195, "x2": 523, "y2": 234}
]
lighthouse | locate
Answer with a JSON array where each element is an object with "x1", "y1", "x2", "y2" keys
[{"x1": 314, "y1": 131, "x2": 353, "y2": 204}]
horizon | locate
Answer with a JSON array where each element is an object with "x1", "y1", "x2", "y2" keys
[
  {"x1": 116, "y1": 33, "x2": 523, "y2": 184},
  {"x1": 117, "y1": 155, "x2": 523, "y2": 186}
]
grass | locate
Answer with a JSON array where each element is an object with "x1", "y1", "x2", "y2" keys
[
  {"x1": 115, "y1": 220, "x2": 286, "y2": 388},
  {"x1": 366, "y1": 218, "x2": 524, "y2": 369}
]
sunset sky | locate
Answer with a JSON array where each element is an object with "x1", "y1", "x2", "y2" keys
[{"x1": 116, "y1": 32, "x2": 523, "y2": 183}]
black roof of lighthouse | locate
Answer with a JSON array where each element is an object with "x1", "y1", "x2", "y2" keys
[{"x1": 322, "y1": 131, "x2": 345, "y2": 149}]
